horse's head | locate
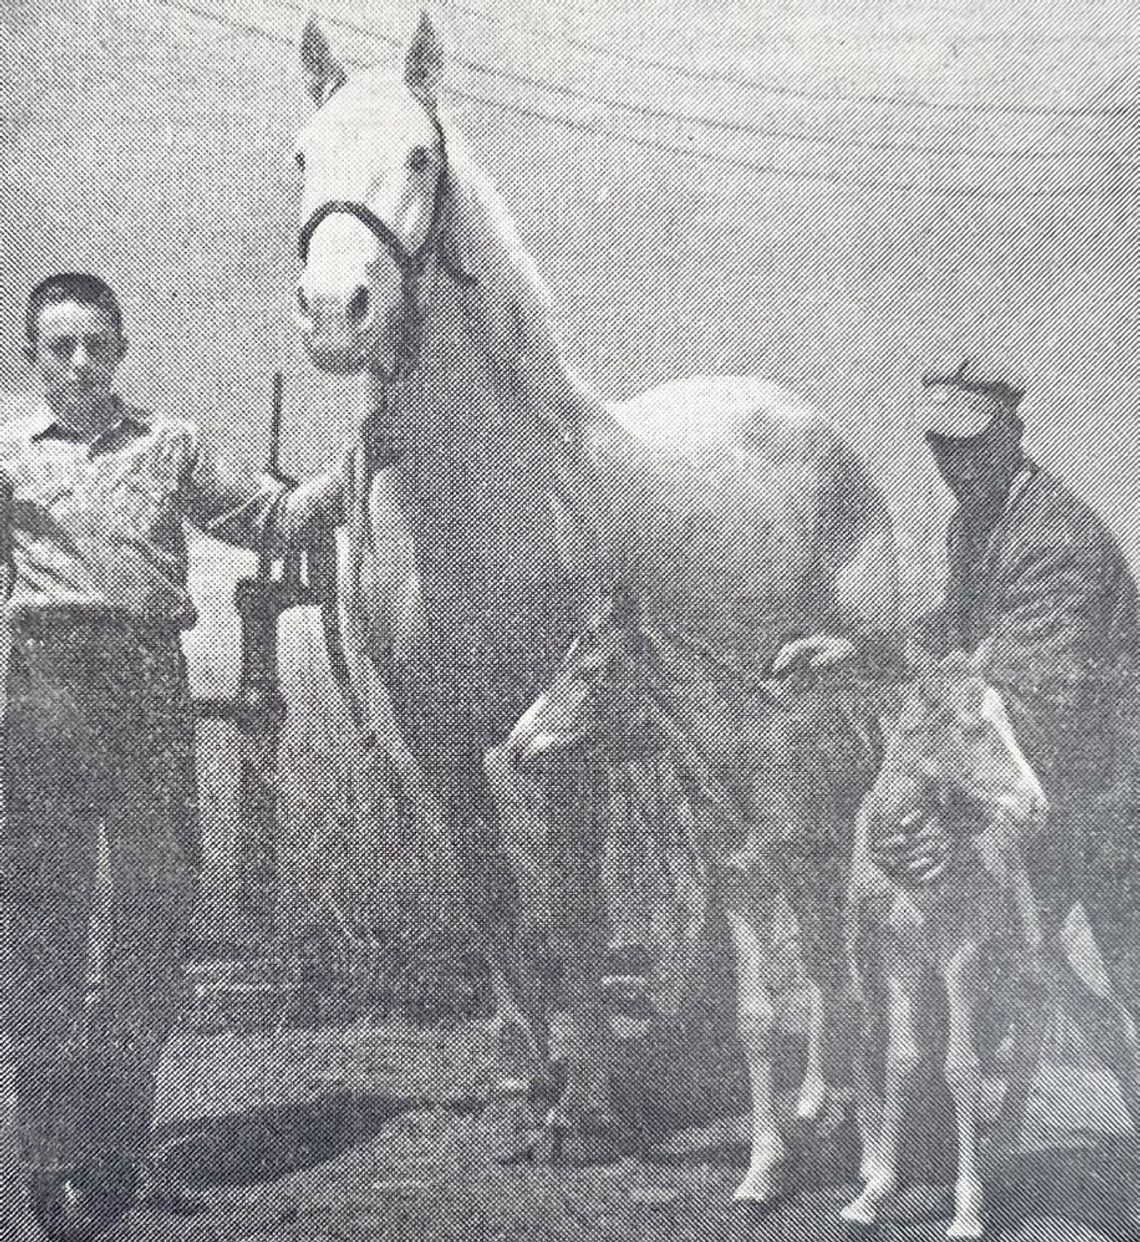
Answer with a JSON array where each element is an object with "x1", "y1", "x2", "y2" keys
[
  {"x1": 293, "y1": 13, "x2": 462, "y2": 376},
  {"x1": 865, "y1": 644, "x2": 1048, "y2": 859},
  {"x1": 505, "y1": 590, "x2": 673, "y2": 774}
]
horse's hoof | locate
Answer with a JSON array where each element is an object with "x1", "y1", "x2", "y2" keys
[
  {"x1": 732, "y1": 1182, "x2": 788, "y2": 1212},
  {"x1": 480, "y1": 1096, "x2": 544, "y2": 1166},
  {"x1": 544, "y1": 1107, "x2": 623, "y2": 1167},
  {"x1": 839, "y1": 1198, "x2": 879, "y2": 1228},
  {"x1": 732, "y1": 1153, "x2": 790, "y2": 1207},
  {"x1": 840, "y1": 1177, "x2": 898, "y2": 1228},
  {"x1": 947, "y1": 1180, "x2": 985, "y2": 1238}
]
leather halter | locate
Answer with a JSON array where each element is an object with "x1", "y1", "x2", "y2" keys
[{"x1": 297, "y1": 115, "x2": 476, "y2": 288}]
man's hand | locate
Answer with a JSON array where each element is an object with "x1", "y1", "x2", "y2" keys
[
  {"x1": 772, "y1": 633, "x2": 857, "y2": 676},
  {"x1": 867, "y1": 807, "x2": 955, "y2": 887}
]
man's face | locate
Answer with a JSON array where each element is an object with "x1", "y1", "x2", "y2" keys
[
  {"x1": 24, "y1": 300, "x2": 126, "y2": 415},
  {"x1": 919, "y1": 384, "x2": 1012, "y2": 501}
]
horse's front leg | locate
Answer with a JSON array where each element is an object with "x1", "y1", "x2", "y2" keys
[
  {"x1": 539, "y1": 765, "x2": 620, "y2": 1164},
  {"x1": 941, "y1": 939, "x2": 987, "y2": 1239},
  {"x1": 481, "y1": 747, "x2": 557, "y2": 1093},
  {"x1": 724, "y1": 879, "x2": 787, "y2": 1204},
  {"x1": 843, "y1": 885, "x2": 890, "y2": 1185},
  {"x1": 841, "y1": 962, "x2": 922, "y2": 1225},
  {"x1": 796, "y1": 977, "x2": 828, "y2": 1121}
]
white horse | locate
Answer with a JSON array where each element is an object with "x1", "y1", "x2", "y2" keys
[{"x1": 289, "y1": 12, "x2": 899, "y2": 1170}]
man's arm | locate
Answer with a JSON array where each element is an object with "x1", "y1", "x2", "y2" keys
[
  {"x1": 868, "y1": 530, "x2": 1119, "y2": 885},
  {"x1": 979, "y1": 535, "x2": 1112, "y2": 697},
  {"x1": 179, "y1": 432, "x2": 347, "y2": 553}
]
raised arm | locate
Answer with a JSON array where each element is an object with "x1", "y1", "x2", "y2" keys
[{"x1": 178, "y1": 429, "x2": 347, "y2": 553}]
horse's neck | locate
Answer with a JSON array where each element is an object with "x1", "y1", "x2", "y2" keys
[{"x1": 366, "y1": 281, "x2": 614, "y2": 590}]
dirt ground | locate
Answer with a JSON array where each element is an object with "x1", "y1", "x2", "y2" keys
[{"x1": 79, "y1": 1010, "x2": 1134, "y2": 1242}]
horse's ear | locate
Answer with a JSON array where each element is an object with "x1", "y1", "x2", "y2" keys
[
  {"x1": 405, "y1": 12, "x2": 445, "y2": 106},
  {"x1": 968, "y1": 635, "x2": 995, "y2": 673},
  {"x1": 903, "y1": 638, "x2": 935, "y2": 674},
  {"x1": 300, "y1": 16, "x2": 346, "y2": 106}
]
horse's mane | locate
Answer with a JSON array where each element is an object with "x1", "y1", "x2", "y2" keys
[{"x1": 440, "y1": 120, "x2": 607, "y2": 445}]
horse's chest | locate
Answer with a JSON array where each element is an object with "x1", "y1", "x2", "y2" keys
[{"x1": 366, "y1": 466, "x2": 594, "y2": 662}]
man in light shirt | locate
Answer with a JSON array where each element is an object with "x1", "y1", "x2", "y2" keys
[{"x1": 2, "y1": 272, "x2": 344, "y2": 1240}]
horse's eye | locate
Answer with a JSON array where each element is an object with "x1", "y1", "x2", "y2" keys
[{"x1": 407, "y1": 146, "x2": 431, "y2": 174}]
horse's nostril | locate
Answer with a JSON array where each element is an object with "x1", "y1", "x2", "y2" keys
[
  {"x1": 295, "y1": 284, "x2": 311, "y2": 319},
  {"x1": 346, "y1": 285, "x2": 370, "y2": 327}
]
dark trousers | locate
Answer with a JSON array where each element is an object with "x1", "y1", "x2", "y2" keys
[{"x1": 2, "y1": 622, "x2": 200, "y2": 1176}]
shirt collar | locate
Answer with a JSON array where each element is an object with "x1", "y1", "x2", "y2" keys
[{"x1": 28, "y1": 396, "x2": 149, "y2": 443}]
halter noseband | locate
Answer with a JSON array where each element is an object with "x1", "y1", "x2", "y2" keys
[{"x1": 297, "y1": 115, "x2": 475, "y2": 288}]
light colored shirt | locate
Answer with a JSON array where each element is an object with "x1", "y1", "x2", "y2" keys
[{"x1": 0, "y1": 395, "x2": 345, "y2": 628}]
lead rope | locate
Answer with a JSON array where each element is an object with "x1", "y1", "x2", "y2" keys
[{"x1": 318, "y1": 396, "x2": 389, "y2": 750}]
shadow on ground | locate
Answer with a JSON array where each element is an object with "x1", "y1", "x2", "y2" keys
[
  {"x1": 129, "y1": 1010, "x2": 1140, "y2": 1242},
  {"x1": 152, "y1": 1090, "x2": 482, "y2": 1189}
]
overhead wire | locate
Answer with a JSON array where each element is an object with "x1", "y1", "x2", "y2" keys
[
  {"x1": 149, "y1": 0, "x2": 1135, "y2": 201},
  {"x1": 270, "y1": 0, "x2": 1126, "y2": 159},
  {"x1": 431, "y1": 0, "x2": 1136, "y2": 121}
]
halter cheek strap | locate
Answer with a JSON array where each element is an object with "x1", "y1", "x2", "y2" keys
[{"x1": 296, "y1": 116, "x2": 477, "y2": 290}]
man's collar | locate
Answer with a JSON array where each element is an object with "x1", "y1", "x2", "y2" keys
[{"x1": 28, "y1": 396, "x2": 149, "y2": 442}]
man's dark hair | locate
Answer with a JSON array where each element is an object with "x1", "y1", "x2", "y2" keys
[{"x1": 24, "y1": 273, "x2": 124, "y2": 343}]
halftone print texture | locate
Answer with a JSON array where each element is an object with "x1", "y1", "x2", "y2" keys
[{"x1": 1, "y1": 1, "x2": 1139, "y2": 1238}]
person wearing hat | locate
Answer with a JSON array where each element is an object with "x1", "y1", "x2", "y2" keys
[
  {"x1": 779, "y1": 353, "x2": 1140, "y2": 1162},
  {"x1": 867, "y1": 355, "x2": 1140, "y2": 903},
  {"x1": 775, "y1": 351, "x2": 1140, "y2": 921}
]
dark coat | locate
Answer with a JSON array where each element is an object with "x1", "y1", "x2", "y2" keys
[{"x1": 915, "y1": 459, "x2": 1140, "y2": 904}]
